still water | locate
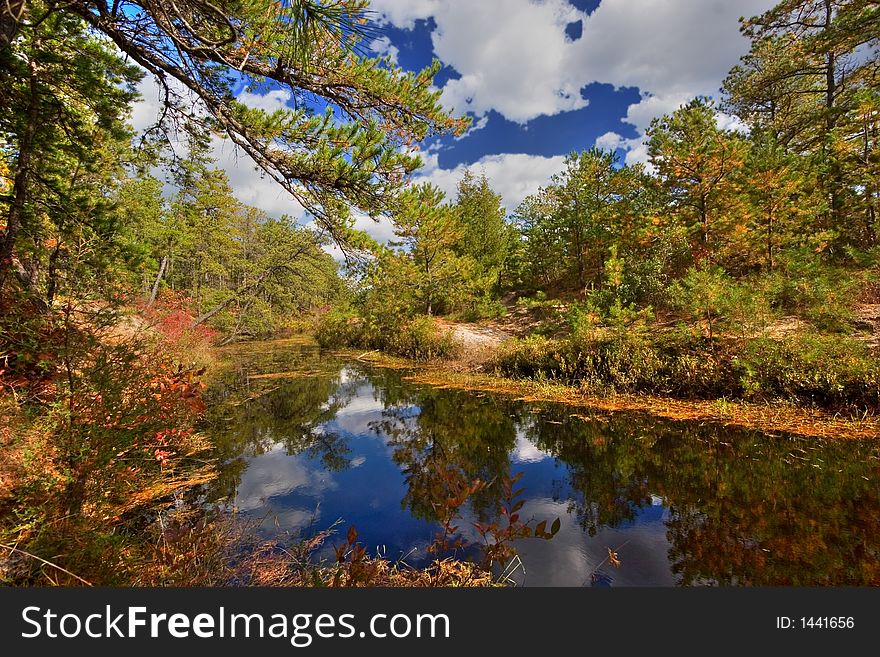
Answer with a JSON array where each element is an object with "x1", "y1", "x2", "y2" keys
[{"x1": 204, "y1": 339, "x2": 880, "y2": 586}]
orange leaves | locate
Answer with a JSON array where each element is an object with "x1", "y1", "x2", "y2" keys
[{"x1": 607, "y1": 547, "x2": 622, "y2": 569}]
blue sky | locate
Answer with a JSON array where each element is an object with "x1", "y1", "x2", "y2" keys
[
  {"x1": 132, "y1": 0, "x2": 776, "y2": 243},
  {"x1": 362, "y1": 0, "x2": 775, "y2": 222}
]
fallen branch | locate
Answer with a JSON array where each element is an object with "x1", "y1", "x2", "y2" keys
[{"x1": 0, "y1": 542, "x2": 93, "y2": 586}]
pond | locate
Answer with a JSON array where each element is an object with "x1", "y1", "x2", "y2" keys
[{"x1": 204, "y1": 339, "x2": 880, "y2": 586}]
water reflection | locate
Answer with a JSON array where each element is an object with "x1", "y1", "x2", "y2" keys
[{"x1": 204, "y1": 341, "x2": 880, "y2": 586}]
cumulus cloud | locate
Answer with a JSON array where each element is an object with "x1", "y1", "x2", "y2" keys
[
  {"x1": 417, "y1": 151, "x2": 566, "y2": 213},
  {"x1": 374, "y1": 0, "x2": 584, "y2": 123},
  {"x1": 595, "y1": 131, "x2": 623, "y2": 151},
  {"x1": 371, "y1": 0, "x2": 775, "y2": 157},
  {"x1": 368, "y1": 0, "x2": 439, "y2": 29},
  {"x1": 237, "y1": 88, "x2": 293, "y2": 113},
  {"x1": 433, "y1": 1, "x2": 585, "y2": 123}
]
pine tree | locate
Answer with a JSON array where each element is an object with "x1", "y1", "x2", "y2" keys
[
  {"x1": 0, "y1": 4, "x2": 141, "y2": 298},
  {"x1": 453, "y1": 171, "x2": 508, "y2": 303},
  {"x1": 647, "y1": 98, "x2": 746, "y2": 262}
]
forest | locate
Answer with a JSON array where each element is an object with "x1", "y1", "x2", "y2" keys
[
  {"x1": 1, "y1": 0, "x2": 878, "y2": 586},
  {"x1": 319, "y1": 2, "x2": 880, "y2": 411}
]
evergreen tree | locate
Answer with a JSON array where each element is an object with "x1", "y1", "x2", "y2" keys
[
  {"x1": 647, "y1": 98, "x2": 746, "y2": 261},
  {"x1": 453, "y1": 171, "x2": 508, "y2": 305}
]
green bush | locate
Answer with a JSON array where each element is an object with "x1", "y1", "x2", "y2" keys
[
  {"x1": 314, "y1": 309, "x2": 365, "y2": 349},
  {"x1": 493, "y1": 329, "x2": 880, "y2": 411},
  {"x1": 734, "y1": 332, "x2": 880, "y2": 408},
  {"x1": 494, "y1": 335, "x2": 564, "y2": 379},
  {"x1": 390, "y1": 316, "x2": 458, "y2": 361},
  {"x1": 453, "y1": 296, "x2": 507, "y2": 323},
  {"x1": 763, "y1": 254, "x2": 858, "y2": 332},
  {"x1": 315, "y1": 311, "x2": 457, "y2": 361}
]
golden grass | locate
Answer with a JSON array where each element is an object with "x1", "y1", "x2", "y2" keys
[
  {"x1": 246, "y1": 369, "x2": 330, "y2": 381},
  {"x1": 217, "y1": 335, "x2": 318, "y2": 355},
  {"x1": 422, "y1": 373, "x2": 880, "y2": 439}
]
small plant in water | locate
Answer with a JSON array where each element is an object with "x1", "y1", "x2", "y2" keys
[
  {"x1": 419, "y1": 466, "x2": 561, "y2": 580},
  {"x1": 329, "y1": 468, "x2": 561, "y2": 585},
  {"x1": 473, "y1": 472, "x2": 561, "y2": 572}
]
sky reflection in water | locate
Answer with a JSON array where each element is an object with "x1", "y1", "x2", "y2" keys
[{"x1": 205, "y1": 342, "x2": 880, "y2": 586}]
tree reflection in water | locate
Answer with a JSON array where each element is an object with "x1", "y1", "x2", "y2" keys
[{"x1": 205, "y1": 343, "x2": 880, "y2": 585}]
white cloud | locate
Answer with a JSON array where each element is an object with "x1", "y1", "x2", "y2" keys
[
  {"x1": 574, "y1": 1, "x2": 771, "y2": 100},
  {"x1": 130, "y1": 76, "x2": 167, "y2": 135},
  {"x1": 320, "y1": 211, "x2": 400, "y2": 261},
  {"x1": 595, "y1": 131, "x2": 623, "y2": 151},
  {"x1": 417, "y1": 151, "x2": 566, "y2": 212},
  {"x1": 716, "y1": 110, "x2": 751, "y2": 134},
  {"x1": 372, "y1": 0, "x2": 775, "y2": 156},
  {"x1": 432, "y1": 1, "x2": 585, "y2": 123},
  {"x1": 237, "y1": 88, "x2": 292, "y2": 113},
  {"x1": 373, "y1": 1, "x2": 585, "y2": 122},
  {"x1": 368, "y1": 0, "x2": 439, "y2": 29},
  {"x1": 369, "y1": 35, "x2": 400, "y2": 65},
  {"x1": 622, "y1": 92, "x2": 695, "y2": 134},
  {"x1": 455, "y1": 114, "x2": 489, "y2": 141},
  {"x1": 211, "y1": 137, "x2": 306, "y2": 218}
]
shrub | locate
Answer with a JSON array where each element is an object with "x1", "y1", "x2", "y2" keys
[
  {"x1": 493, "y1": 328, "x2": 880, "y2": 411},
  {"x1": 494, "y1": 335, "x2": 563, "y2": 379},
  {"x1": 763, "y1": 254, "x2": 859, "y2": 332},
  {"x1": 314, "y1": 309, "x2": 365, "y2": 350},
  {"x1": 734, "y1": 332, "x2": 880, "y2": 408},
  {"x1": 390, "y1": 317, "x2": 458, "y2": 361},
  {"x1": 315, "y1": 312, "x2": 457, "y2": 361}
]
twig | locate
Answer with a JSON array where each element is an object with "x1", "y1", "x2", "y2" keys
[{"x1": 0, "y1": 543, "x2": 93, "y2": 586}]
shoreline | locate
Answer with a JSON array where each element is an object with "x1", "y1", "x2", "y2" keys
[{"x1": 331, "y1": 347, "x2": 880, "y2": 440}]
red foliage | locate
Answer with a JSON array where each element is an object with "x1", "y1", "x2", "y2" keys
[{"x1": 139, "y1": 291, "x2": 218, "y2": 345}]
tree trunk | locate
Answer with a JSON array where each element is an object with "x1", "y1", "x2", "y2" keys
[
  {"x1": 823, "y1": 0, "x2": 844, "y2": 228},
  {"x1": 45, "y1": 239, "x2": 62, "y2": 306},
  {"x1": 0, "y1": 64, "x2": 39, "y2": 292},
  {"x1": 147, "y1": 255, "x2": 168, "y2": 306},
  {"x1": 700, "y1": 194, "x2": 709, "y2": 246},
  {"x1": 218, "y1": 298, "x2": 254, "y2": 346}
]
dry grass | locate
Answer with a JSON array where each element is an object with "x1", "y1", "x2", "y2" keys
[
  {"x1": 245, "y1": 369, "x2": 331, "y2": 381},
  {"x1": 132, "y1": 511, "x2": 498, "y2": 588}
]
